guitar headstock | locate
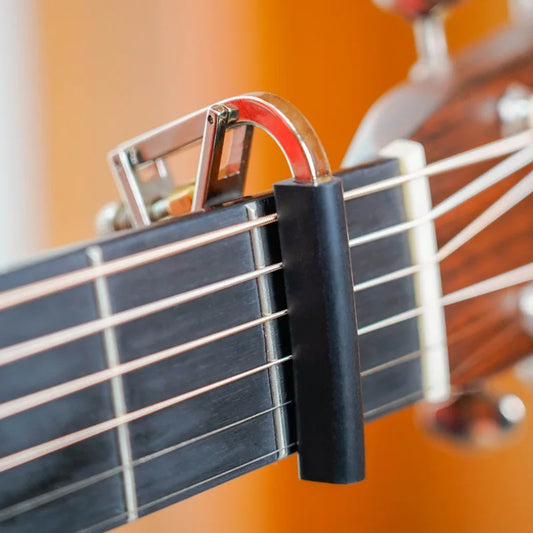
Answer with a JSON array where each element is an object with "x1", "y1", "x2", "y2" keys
[{"x1": 347, "y1": 2, "x2": 533, "y2": 445}]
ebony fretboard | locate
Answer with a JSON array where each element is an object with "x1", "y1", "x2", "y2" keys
[{"x1": 0, "y1": 158, "x2": 423, "y2": 532}]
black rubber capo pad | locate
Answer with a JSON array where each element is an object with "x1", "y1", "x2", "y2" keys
[{"x1": 274, "y1": 177, "x2": 365, "y2": 484}]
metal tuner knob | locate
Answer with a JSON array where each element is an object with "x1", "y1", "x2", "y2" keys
[
  {"x1": 372, "y1": 0, "x2": 465, "y2": 79},
  {"x1": 417, "y1": 388, "x2": 526, "y2": 448}
]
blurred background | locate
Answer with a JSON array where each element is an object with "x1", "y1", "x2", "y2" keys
[{"x1": 1, "y1": 0, "x2": 532, "y2": 531}]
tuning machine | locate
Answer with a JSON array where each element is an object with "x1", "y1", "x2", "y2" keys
[
  {"x1": 97, "y1": 92, "x2": 331, "y2": 234},
  {"x1": 417, "y1": 387, "x2": 526, "y2": 447},
  {"x1": 373, "y1": 0, "x2": 464, "y2": 79}
]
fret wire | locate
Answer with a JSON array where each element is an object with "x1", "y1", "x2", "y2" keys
[
  {"x1": 0, "y1": 355, "x2": 293, "y2": 474},
  {"x1": 2, "y1": 261, "x2": 532, "y2": 421},
  {"x1": 348, "y1": 147, "x2": 533, "y2": 249},
  {"x1": 0, "y1": 402, "x2": 292, "y2": 523},
  {"x1": 0, "y1": 262, "x2": 283, "y2": 368},
  {"x1": 0, "y1": 310, "x2": 288, "y2": 420},
  {"x1": 0, "y1": 130, "x2": 530, "y2": 315},
  {"x1": 246, "y1": 203, "x2": 290, "y2": 460},
  {"x1": 355, "y1": 170, "x2": 533, "y2": 292},
  {"x1": 87, "y1": 245, "x2": 138, "y2": 522},
  {"x1": 343, "y1": 129, "x2": 533, "y2": 202}
]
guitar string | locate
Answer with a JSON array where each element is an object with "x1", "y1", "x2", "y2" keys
[
  {"x1": 0, "y1": 310, "x2": 289, "y2": 420},
  {"x1": 0, "y1": 172, "x2": 531, "y2": 417},
  {"x1": 358, "y1": 262, "x2": 533, "y2": 335},
  {"x1": 0, "y1": 355, "x2": 293, "y2": 474},
  {"x1": 0, "y1": 133, "x2": 530, "y2": 472},
  {"x1": 343, "y1": 129, "x2": 533, "y2": 202},
  {"x1": 348, "y1": 146, "x2": 533, "y2": 248},
  {"x1": 0, "y1": 401, "x2": 293, "y2": 522},
  {"x1": 0, "y1": 262, "x2": 283, "y2": 367},
  {"x1": 1, "y1": 146, "x2": 531, "y2": 367},
  {"x1": 354, "y1": 167, "x2": 533, "y2": 292},
  {"x1": 0, "y1": 141, "x2": 530, "y2": 526},
  {"x1": 0, "y1": 377, "x2": 433, "y2": 523},
  {"x1": 2, "y1": 214, "x2": 532, "y2": 425},
  {"x1": 0, "y1": 129, "x2": 530, "y2": 313},
  {"x1": 1, "y1": 366, "x2": 433, "y2": 523},
  {"x1": 0, "y1": 261, "x2": 532, "y2": 476}
]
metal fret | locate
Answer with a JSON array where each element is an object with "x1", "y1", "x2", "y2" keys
[
  {"x1": 246, "y1": 204, "x2": 290, "y2": 459},
  {"x1": 87, "y1": 246, "x2": 138, "y2": 522}
]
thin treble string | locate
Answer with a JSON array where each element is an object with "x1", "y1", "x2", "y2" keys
[
  {"x1": 0, "y1": 310, "x2": 288, "y2": 420},
  {"x1": 0, "y1": 291, "x2": 514, "y2": 481},
  {"x1": 1, "y1": 260, "x2": 532, "y2": 424},
  {"x1": 343, "y1": 129, "x2": 533, "y2": 202},
  {"x1": 0, "y1": 401, "x2": 294, "y2": 523},
  {"x1": 0, "y1": 262, "x2": 282, "y2": 368},
  {"x1": 0, "y1": 129, "x2": 531, "y2": 313},
  {"x1": 354, "y1": 168, "x2": 533, "y2": 292},
  {"x1": 348, "y1": 145, "x2": 533, "y2": 248},
  {"x1": 0, "y1": 270, "x2": 529, "y2": 481},
  {"x1": 358, "y1": 262, "x2": 533, "y2": 335},
  {"x1": 0, "y1": 214, "x2": 278, "y2": 312},
  {"x1": 0, "y1": 355, "x2": 293, "y2": 474}
]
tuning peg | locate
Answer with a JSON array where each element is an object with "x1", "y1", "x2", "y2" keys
[
  {"x1": 417, "y1": 388, "x2": 526, "y2": 447},
  {"x1": 373, "y1": 0, "x2": 465, "y2": 79}
]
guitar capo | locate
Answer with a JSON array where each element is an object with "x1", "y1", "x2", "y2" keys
[
  {"x1": 104, "y1": 92, "x2": 365, "y2": 484},
  {"x1": 103, "y1": 92, "x2": 330, "y2": 229}
]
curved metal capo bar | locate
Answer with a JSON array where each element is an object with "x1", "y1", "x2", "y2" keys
[{"x1": 107, "y1": 92, "x2": 331, "y2": 228}]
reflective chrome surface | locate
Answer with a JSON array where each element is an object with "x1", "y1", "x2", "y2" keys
[
  {"x1": 107, "y1": 92, "x2": 331, "y2": 229},
  {"x1": 418, "y1": 389, "x2": 526, "y2": 447}
]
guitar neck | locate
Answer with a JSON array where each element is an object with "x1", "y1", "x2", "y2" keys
[{"x1": 0, "y1": 158, "x2": 425, "y2": 532}]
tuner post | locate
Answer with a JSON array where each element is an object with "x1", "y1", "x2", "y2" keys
[{"x1": 373, "y1": 0, "x2": 464, "y2": 79}]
